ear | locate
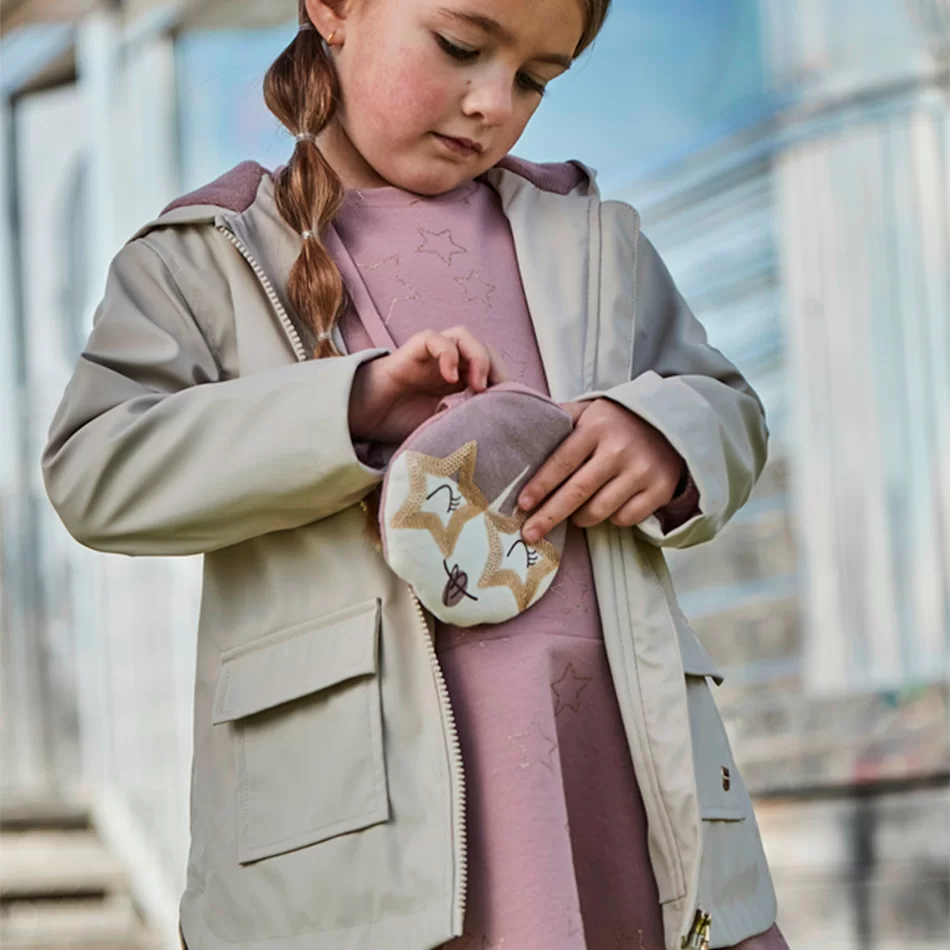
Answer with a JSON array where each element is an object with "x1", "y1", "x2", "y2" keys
[{"x1": 302, "y1": 0, "x2": 348, "y2": 38}]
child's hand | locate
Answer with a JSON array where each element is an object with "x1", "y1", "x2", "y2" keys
[
  {"x1": 517, "y1": 399, "x2": 686, "y2": 542},
  {"x1": 349, "y1": 327, "x2": 509, "y2": 444}
]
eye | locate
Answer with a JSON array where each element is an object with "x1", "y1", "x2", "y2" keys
[
  {"x1": 506, "y1": 538, "x2": 539, "y2": 568},
  {"x1": 426, "y1": 483, "x2": 462, "y2": 513},
  {"x1": 517, "y1": 72, "x2": 546, "y2": 96},
  {"x1": 435, "y1": 34, "x2": 479, "y2": 62}
]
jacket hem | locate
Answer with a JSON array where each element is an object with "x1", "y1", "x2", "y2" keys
[{"x1": 180, "y1": 900, "x2": 453, "y2": 950}]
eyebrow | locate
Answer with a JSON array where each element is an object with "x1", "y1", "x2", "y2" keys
[{"x1": 436, "y1": 8, "x2": 574, "y2": 68}]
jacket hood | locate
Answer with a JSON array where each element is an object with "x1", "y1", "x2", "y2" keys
[
  {"x1": 126, "y1": 154, "x2": 600, "y2": 358},
  {"x1": 130, "y1": 153, "x2": 599, "y2": 241}
]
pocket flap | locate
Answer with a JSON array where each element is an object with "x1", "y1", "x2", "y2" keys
[
  {"x1": 675, "y1": 617, "x2": 724, "y2": 685},
  {"x1": 212, "y1": 599, "x2": 380, "y2": 725}
]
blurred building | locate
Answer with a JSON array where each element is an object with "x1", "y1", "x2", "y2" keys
[{"x1": 0, "y1": 1, "x2": 947, "y2": 948}]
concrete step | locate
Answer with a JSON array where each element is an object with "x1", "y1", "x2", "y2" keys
[
  {"x1": 0, "y1": 894, "x2": 160, "y2": 949},
  {"x1": 0, "y1": 800, "x2": 161, "y2": 950},
  {"x1": 0, "y1": 830, "x2": 127, "y2": 898}
]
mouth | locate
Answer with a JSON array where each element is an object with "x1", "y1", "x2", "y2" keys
[{"x1": 433, "y1": 133, "x2": 484, "y2": 157}]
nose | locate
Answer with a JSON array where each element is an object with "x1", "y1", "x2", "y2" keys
[{"x1": 461, "y1": 71, "x2": 515, "y2": 126}]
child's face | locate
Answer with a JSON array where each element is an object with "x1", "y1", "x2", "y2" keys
[{"x1": 314, "y1": 0, "x2": 585, "y2": 194}]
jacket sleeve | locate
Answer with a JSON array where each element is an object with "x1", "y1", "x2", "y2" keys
[
  {"x1": 42, "y1": 237, "x2": 389, "y2": 557},
  {"x1": 578, "y1": 232, "x2": 769, "y2": 549}
]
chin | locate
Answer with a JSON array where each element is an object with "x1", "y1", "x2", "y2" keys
[{"x1": 376, "y1": 151, "x2": 492, "y2": 196}]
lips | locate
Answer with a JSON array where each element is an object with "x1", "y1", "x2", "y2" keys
[{"x1": 434, "y1": 133, "x2": 484, "y2": 156}]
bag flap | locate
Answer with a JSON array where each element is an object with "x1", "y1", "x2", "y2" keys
[{"x1": 212, "y1": 599, "x2": 380, "y2": 724}]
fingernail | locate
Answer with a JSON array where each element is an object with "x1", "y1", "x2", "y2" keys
[
  {"x1": 523, "y1": 525, "x2": 538, "y2": 543},
  {"x1": 519, "y1": 494, "x2": 534, "y2": 510}
]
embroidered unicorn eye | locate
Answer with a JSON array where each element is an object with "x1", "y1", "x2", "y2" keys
[
  {"x1": 506, "y1": 538, "x2": 539, "y2": 569},
  {"x1": 426, "y1": 483, "x2": 462, "y2": 513}
]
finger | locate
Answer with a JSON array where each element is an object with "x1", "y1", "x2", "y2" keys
[
  {"x1": 517, "y1": 427, "x2": 598, "y2": 513},
  {"x1": 569, "y1": 474, "x2": 643, "y2": 528},
  {"x1": 425, "y1": 333, "x2": 460, "y2": 384},
  {"x1": 522, "y1": 458, "x2": 615, "y2": 543},
  {"x1": 559, "y1": 401, "x2": 591, "y2": 425},
  {"x1": 444, "y1": 326, "x2": 491, "y2": 390},
  {"x1": 609, "y1": 489, "x2": 660, "y2": 528}
]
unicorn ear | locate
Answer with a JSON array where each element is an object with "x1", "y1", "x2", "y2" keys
[{"x1": 489, "y1": 464, "x2": 530, "y2": 515}]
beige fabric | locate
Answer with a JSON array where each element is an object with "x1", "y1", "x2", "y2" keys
[{"x1": 42, "y1": 162, "x2": 776, "y2": 950}]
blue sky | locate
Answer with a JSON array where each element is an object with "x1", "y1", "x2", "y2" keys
[{"x1": 177, "y1": 0, "x2": 776, "y2": 192}]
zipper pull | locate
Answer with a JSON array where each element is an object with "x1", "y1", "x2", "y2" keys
[{"x1": 681, "y1": 909, "x2": 712, "y2": 949}]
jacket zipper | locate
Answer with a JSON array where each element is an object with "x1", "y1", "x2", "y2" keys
[
  {"x1": 682, "y1": 909, "x2": 711, "y2": 949},
  {"x1": 364, "y1": 494, "x2": 468, "y2": 929},
  {"x1": 215, "y1": 224, "x2": 309, "y2": 362},
  {"x1": 408, "y1": 589, "x2": 469, "y2": 933}
]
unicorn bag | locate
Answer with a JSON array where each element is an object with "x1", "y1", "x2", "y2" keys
[{"x1": 378, "y1": 383, "x2": 574, "y2": 626}]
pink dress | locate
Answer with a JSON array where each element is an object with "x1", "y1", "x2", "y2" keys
[{"x1": 334, "y1": 178, "x2": 787, "y2": 950}]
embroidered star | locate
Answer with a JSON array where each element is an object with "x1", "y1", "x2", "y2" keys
[
  {"x1": 500, "y1": 348, "x2": 528, "y2": 380},
  {"x1": 508, "y1": 719, "x2": 559, "y2": 772},
  {"x1": 455, "y1": 269, "x2": 496, "y2": 307},
  {"x1": 551, "y1": 662, "x2": 592, "y2": 716},
  {"x1": 359, "y1": 254, "x2": 420, "y2": 324},
  {"x1": 391, "y1": 442, "x2": 488, "y2": 557},
  {"x1": 551, "y1": 572, "x2": 591, "y2": 615},
  {"x1": 561, "y1": 901, "x2": 582, "y2": 937},
  {"x1": 478, "y1": 508, "x2": 559, "y2": 611},
  {"x1": 416, "y1": 227, "x2": 467, "y2": 264}
]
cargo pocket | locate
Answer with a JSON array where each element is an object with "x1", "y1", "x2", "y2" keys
[
  {"x1": 677, "y1": 618, "x2": 747, "y2": 822},
  {"x1": 212, "y1": 598, "x2": 388, "y2": 864}
]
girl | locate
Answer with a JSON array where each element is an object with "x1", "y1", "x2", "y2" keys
[{"x1": 43, "y1": 1, "x2": 791, "y2": 948}]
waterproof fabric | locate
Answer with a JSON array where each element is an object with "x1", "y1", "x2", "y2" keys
[{"x1": 43, "y1": 157, "x2": 782, "y2": 950}]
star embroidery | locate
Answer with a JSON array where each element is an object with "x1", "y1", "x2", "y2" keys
[
  {"x1": 455, "y1": 269, "x2": 496, "y2": 307},
  {"x1": 478, "y1": 508, "x2": 559, "y2": 611},
  {"x1": 500, "y1": 348, "x2": 528, "y2": 380},
  {"x1": 561, "y1": 901, "x2": 582, "y2": 937},
  {"x1": 551, "y1": 573, "x2": 591, "y2": 615},
  {"x1": 360, "y1": 255, "x2": 420, "y2": 324},
  {"x1": 551, "y1": 662, "x2": 592, "y2": 716},
  {"x1": 416, "y1": 227, "x2": 467, "y2": 265},
  {"x1": 391, "y1": 442, "x2": 488, "y2": 557},
  {"x1": 508, "y1": 719, "x2": 559, "y2": 772}
]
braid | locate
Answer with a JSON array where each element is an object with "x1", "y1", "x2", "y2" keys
[{"x1": 263, "y1": 12, "x2": 347, "y2": 360}]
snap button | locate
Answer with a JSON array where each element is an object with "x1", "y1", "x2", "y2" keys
[{"x1": 721, "y1": 766, "x2": 731, "y2": 791}]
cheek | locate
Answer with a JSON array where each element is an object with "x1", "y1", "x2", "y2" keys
[{"x1": 349, "y1": 50, "x2": 452, "y2": 140}]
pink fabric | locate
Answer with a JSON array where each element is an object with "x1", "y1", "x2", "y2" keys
[
  {"x1": 160, "y1": 160, "x2": 267, "y2": 215},
  {"x1": 334, "y1": 177, "x2": 786, "y2": 949}
]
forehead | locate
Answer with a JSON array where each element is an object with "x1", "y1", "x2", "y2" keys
[{"x1": 399, "y1": 0, "x2": 587, "y2": 56}]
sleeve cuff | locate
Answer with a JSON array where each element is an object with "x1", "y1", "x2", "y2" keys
[{"x1": 653, "y1": 469, "x2": 702, "y2": 535}]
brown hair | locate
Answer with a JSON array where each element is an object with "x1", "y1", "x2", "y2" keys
[
  {"x1": 263, "y1": 0, "x2": 612, "y2": 548},
  {"x1": 263, "y1": 0, "x2": 612, "y2": 360}
]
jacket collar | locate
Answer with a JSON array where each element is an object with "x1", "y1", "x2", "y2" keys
[{"x1": 128, "y1": 155, "x2": 602, "y2": 400}]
